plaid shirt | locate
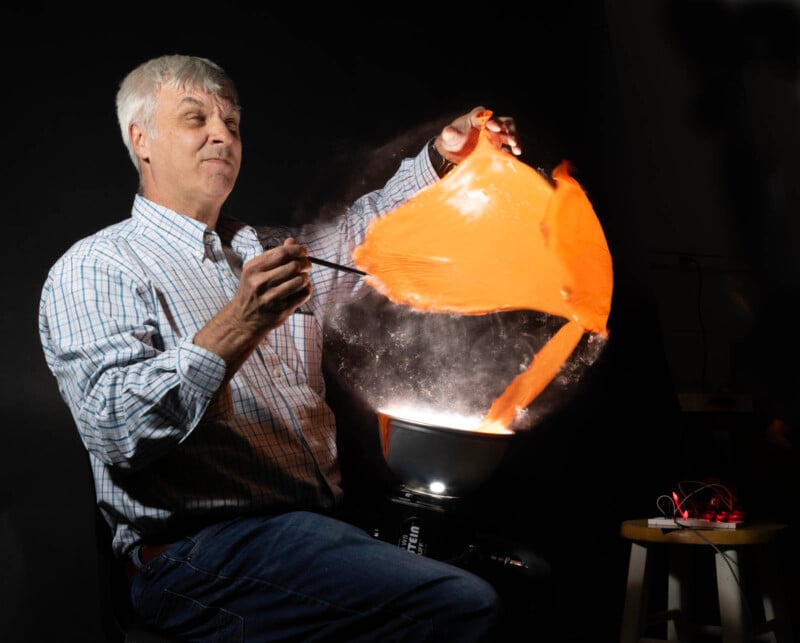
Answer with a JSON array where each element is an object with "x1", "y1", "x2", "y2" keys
[{"x1": 39, "y1": 146, "x2": 436, "y2": 557}]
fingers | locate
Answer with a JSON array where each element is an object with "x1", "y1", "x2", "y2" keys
[
  {"x1": 439, "y1": 124, "x2": 473, "y2": 154},
  {"x1": 238, "y1": 243, "x2": 312, "y2": 324},
  {"x1": 282, "y1": 237, "x2": 301, "y2": 248},
  {"x1": 258, "y1": 243, "x2": 311, "y2": 298},
  {"x1": 437, "y1": 110, "x2": 483, "y2": 162},
  {"x1": 467, "y1": 105, "x2": 490, "y2": 128},
  {"x1": 485, "y1": 115, "x2": 521, "y2": 156},
  {"x1": 437, "y1": 106, "x2": 522, "y2": 162},
  {"x1": 263, "y1": 239, "x2": 309, "y2": 267}
]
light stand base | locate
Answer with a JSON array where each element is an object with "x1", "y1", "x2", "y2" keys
[{"x1": 372, "y1": 487, "x2": 470, "y2": 560}]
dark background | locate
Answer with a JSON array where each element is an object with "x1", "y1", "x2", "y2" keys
[{"x1": 2, "y1": 1, "x2": 799, "y2": 641}]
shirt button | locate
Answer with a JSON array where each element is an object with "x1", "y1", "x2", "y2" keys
[{"x1": 272, "y1": 367, "x2": 281, "y2": 378}]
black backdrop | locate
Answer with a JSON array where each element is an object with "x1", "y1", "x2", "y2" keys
[{"x1": 3, "y1": 1, "x2": 798, "y2": 641}]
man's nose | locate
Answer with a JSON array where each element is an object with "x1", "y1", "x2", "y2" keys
[{"x1": 209, "y1": 115, "x2": 236, "y2": 143}]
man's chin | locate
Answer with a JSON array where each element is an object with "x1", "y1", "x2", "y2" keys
[{"x1": 206, "y1": 173, "x2": 238, "y2": 196}]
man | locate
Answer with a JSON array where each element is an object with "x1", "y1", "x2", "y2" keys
[{"x1": 39, "y1": 54, "x2": 522, "y2": 641}]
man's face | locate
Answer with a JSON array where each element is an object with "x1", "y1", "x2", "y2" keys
[{"x1": 138, "y1": 84, "x2": 242, "y2": 219}]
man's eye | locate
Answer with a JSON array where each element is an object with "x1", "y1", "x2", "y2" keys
[{"x1": 226, "y1": 119, "x2": 239, "y2": 132}]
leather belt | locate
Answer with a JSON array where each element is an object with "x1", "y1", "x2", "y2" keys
[{"x1": 125, "y1": 543, "x2": 174, "y2": 582}]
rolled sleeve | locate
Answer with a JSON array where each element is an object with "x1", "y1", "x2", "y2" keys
[{"x1": 177, "y1": 339, "x2": 227, "y2": 398}]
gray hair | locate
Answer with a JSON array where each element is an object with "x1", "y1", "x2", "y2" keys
[{"x1": 116, "y1": 54, "x2": 241, "y2": 172}]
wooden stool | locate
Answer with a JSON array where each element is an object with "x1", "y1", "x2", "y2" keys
[{"x1": 619, "y1": 519, "x2": 792, "y2": 643}]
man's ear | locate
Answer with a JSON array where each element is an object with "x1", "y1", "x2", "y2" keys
[{"x1": 130, "y1": 123, "x2": 149, "y2": 164}]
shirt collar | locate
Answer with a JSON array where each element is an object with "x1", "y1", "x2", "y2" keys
[{"x1": 131, "y1": 195, "x2": 260, "y2": 256}]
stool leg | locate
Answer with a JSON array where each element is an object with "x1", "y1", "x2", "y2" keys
[
  {"x1": 715, "y1": 546, "x2": 747, "y2": 643},
  {"x1": 756, "y1": 542, "x2": 792, "y2": 643},
  {"x1": 667, "y1": 546, "x2": 692, "y2": 641},
  {"x1": 620, "y1": 541, "x2": 652, "y2": 643}
]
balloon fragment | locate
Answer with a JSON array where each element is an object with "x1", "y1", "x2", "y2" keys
[{"x1": 352, "y1": 110, "x2": 613, "y2": 432}]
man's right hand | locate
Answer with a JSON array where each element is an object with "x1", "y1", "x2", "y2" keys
[
  {"x1": 195, "y1": 238, "x2": 312, "y2": 372},
  {"x1": 236, "y1": 239, "x2": 312, "y2": 330}
]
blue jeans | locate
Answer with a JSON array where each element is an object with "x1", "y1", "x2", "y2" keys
[{"x1": 128, "y1": 511, "x2": 500, "y2": 641}]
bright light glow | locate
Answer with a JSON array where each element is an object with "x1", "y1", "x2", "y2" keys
[
  {"x1": 429, "y1": 481, "x2": 446, "y2": 495},
  {"x1": 379, "y1": 404, "x2": 513, "y2": 435}
]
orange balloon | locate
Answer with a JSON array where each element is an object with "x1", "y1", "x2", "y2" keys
[{"x1": 353, "y1": 110, "x2": 613, "y2": 432}]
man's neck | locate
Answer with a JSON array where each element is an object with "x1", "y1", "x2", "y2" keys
[{"x1": 139, "y1": 189, "x2": 223, "y2": 230}]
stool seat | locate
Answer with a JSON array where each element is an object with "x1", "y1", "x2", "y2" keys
[
  {"x1": 621, "y1": 519, "x2": 786, "y2": 547},
  {"x1": 619, "y1": 518, "x2": 792, "y2": 643}
]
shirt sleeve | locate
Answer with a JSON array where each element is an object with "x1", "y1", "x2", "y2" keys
[
  {"x1": 262, "y1": 143, "x2": 439, "y2": 308},
  {"x1": 345, "y1": 141, "x2": 439, "y2": 241},
  {"x1": 39, "y1": 242, "x2": 226, "y2": 470}
]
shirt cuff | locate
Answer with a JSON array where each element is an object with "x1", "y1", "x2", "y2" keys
[
  {"x1": 177, "y1": 339, "x2": 227, "y2": 397},
  {"x1": 427, "y1": 137, "x2": 457, "y2": 177}
]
